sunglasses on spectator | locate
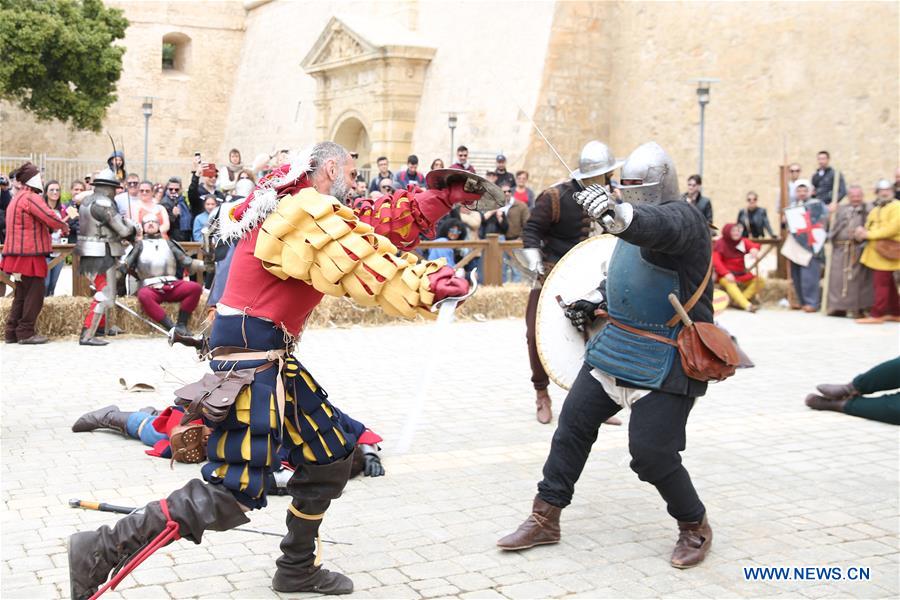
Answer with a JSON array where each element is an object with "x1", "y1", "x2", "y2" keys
[
  {"x1": 139, "y1": 188, "x2": 153, "y2": 194},
  {"x1": 503, "y1": 190, "x2": 512, "y2": 194},
  {"x1": 790, "y1": 169, "x2": 800, "y2": 173},
  {"x1": 127, "y1": 181, "x2": 139, "y2": 187},
  {"x1": 381, "y1": 186, "x2": 393, "y2": 191},
  {"x1": 167, "y1": 187, "x2": 180, "y2": 192}
]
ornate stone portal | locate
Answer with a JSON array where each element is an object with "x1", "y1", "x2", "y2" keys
[{"x1": 301, "y1": 17, "x2": 436, "y2": 171}]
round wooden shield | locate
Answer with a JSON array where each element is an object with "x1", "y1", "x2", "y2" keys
[{"x1": 536, "y1": 235, "x2": 618, "y2": 390}]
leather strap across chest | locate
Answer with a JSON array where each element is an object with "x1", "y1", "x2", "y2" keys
[{"x1": 663, "y1": 255, "x2": 713, "y2": 328}]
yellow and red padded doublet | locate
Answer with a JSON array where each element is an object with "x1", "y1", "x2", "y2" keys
[{"x1": 254, "y1": 188, "x2": 447, "y2": 319}]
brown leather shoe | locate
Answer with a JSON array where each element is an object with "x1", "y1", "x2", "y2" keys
[
  {"x1": 497, "y1": 496, "x2": 561, "y2": 551},
  {"x1": 801, "y1": 305, "x2": 817, "y2": 313},
  {"x1": 805, "y1": 394, "x2": 847, "y2": 413},
  {"x1": 815, "y1": 382, "x2": 857, "y2": 401},
  {"x1": 855, "y1": 316, "x2": 884, "y2": 324},
  {"x1": 535, "y1": 390, "x2": 552, "y2": 424},
  {"x1": 670, "y1": 514, "x2": 712, "y2": 569}
]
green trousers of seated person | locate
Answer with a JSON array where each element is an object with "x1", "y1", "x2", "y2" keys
[{"x1": 845, "y1": 356, "x2": 900, "y2": 425}]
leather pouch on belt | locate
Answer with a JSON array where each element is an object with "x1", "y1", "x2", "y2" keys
[{"x1": 174, "y1": 368, "x2": 257, "y2": 425}]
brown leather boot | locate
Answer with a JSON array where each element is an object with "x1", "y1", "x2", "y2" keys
[
  {"x1": 496, "y1": 495, "x2": 561, "y2": 550},
  {"x1": 535, "y1": 390, "x2": 552, "y2": 424},
  {"x1": 71, "y1": 405, "x2": 131, "y2": 435},
  {"x1": 805, "y1": 393, "x2": 847, "y2": 413},
  {"x1": 815, "y1": 382, "x2": 858, "y2": 401},
  {"x1": 670, "y1": 514, "x2": 712, "y2": 569}
]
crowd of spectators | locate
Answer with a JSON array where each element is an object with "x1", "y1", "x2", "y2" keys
[
  {"x1": 713, "y1": 150, "x2": 899, "y2": 322},
  {"x1": 2, "y1": 144, "x2": 896, "y2": 318}
]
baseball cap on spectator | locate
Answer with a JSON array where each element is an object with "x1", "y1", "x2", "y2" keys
[
  {"x1": 875, "y1": 179, "x2": 892, "y2": 190},
  {"x1": 496, "y1": 154, "x2": 507, "y2": 162},
  {"x1": 379, "y1": 178, "x2": 395, "y2": 192},
  {"x1": 794, "y1": 178, "x2": 812, "y2": 189}
]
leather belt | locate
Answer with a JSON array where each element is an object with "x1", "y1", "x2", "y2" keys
[
  {"x1": 142, "y1": 276, "x2": 178, "y2": 287},
  {"x1": 210, "y1": 346, "x2": 288, "y2": 432}
]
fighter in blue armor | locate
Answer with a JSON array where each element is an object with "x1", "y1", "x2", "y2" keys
[{"x1": 497, "y1": 142, "x2": 715, "y2": 569}]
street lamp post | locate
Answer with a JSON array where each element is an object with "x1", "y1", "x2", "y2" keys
[
  {"x1": 142, "y1": 97, "x2": 153, "y2": 180},
  {"x1": 692, "y1": 78, "x2": 718, "y2": 178},
  {"x1": 447, "y1": 113, "x2": 458, "y2": 161}
]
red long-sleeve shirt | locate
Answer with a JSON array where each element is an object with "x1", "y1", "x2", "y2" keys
[{"x1": 712, "y1": 238, "x2": 760, "y2": 283}]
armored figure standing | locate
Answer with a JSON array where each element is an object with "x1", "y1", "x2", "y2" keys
[
  {"x1": 498, "y1": 142, "x2": 715, "y2": 569},
  {"x1": 520, "y1": 140, "x2": 621, "y2": 423},
  {"x1": 124, "y1": 213, "x2": 204, "y2": 335},
  {"x1": 76, "y1": 168, "x2": 137, "y2": 346}
]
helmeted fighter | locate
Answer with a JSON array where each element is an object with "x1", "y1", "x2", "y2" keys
[
  {"x1": 499, "y1": 142, "x2": 716, "y2": 569},
  {"x1": 76, "y1": 168, "x2": 137, "y2": 346},
  {"x1": 519, "y1": 140, "x2": 623, "y2": 423}
]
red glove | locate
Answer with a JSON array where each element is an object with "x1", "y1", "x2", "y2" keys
[
  {"x1": 414, "y1": 183, "x2": 484, "y2": 233},
  {"x1": 428, "y1": 265, "x2": 470, "y2": 303}
]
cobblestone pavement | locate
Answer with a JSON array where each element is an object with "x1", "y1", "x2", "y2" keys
[{"x1": 2, "y1": 310, "x2": 898, "y2": 599}]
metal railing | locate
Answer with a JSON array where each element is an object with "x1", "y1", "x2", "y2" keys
[{"x1": 0, "y1": 154, "x2": 194, "y2": 189}]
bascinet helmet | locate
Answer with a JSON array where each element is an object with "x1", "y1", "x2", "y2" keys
[{"x1": 615, "y1": 142, "x2": 679, "y2": 205}]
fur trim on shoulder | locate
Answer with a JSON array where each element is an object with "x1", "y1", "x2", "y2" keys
[{"x1": 218, "y1": 146, "x2": 314, "y2": 242}]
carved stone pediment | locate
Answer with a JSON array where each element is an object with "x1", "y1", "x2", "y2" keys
[
  {"x1": 301, "y1": 16, "x2": 435, "y2": 74},
  {"x1": 302, "y1": 17, "x2": 377, "y2": 73}
]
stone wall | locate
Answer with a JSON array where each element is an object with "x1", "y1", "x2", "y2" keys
[
  {"x1": 525, "y1": 1, "x2": 899, "y2": 226},
  {"x1": 222, "y1": 0, "x2": 555, "y2": 172},
  {"x1": 1, "y1": 0, "x2": 895, "y2": 228},
  {"x1": 1, "y1": 1, "x2": 246, "y2": 174}
]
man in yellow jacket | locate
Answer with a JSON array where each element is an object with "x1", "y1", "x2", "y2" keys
[{"x1": 854, "y1": 179, "x2": 900, "y2": 323}]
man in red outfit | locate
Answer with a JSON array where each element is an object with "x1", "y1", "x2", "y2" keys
[
  {"x1": 68, "y1": 142, "x2": 481, "y2": 599},
  {"x1": 2, "y1": 162, "x2": 69, "y2": 343}
]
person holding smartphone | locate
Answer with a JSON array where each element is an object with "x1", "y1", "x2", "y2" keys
[{"x1": 188, "y1": 153, "x2": 224, "y2": 216}]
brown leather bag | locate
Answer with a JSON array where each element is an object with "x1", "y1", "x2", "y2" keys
[
  {"x1": 874, "y1": 238, "x2": 900, "y2": 261},
  {"x1": 168, "y1": 423, "x2": 212, "y2": 465},
  {"x1": 666, "y1": 260, "x2": 741, "y2": 382},
  {"x1": 173, "y1": 367, "x2": 258, "y2": 425}
]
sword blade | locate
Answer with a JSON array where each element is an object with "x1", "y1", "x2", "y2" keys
[
  {"x1": 515, "y1": 101, "x2": 575, "y2": 176},
  {"x1": 113, "y1": 299, "x2": 171, "y2": 336}
]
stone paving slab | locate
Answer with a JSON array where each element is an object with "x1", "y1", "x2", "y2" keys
[{"x1": 2, "y1": 310, "x2": 898, "y2": 598}]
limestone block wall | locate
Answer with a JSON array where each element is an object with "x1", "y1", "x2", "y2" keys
[
  {"x1": 520, "y1": 0, "x2": 615, "y2": 191},
  {"x1": 223, "y1": 0, "x2": 554, "y2": 172},
  {"x1": 1, "y1": 1, "x2": 246, "y2": 172},
  {"x1": 525, "y1": 1, "x2": 899, "y2": 226},
  {"x1": 608, "y1": 0, "x2": 899, "y2": 226}
]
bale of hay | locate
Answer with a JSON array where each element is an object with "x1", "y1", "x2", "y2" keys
[
  {"x1": 0, "y1": 285, "x2": 533, "y2": 338},
  {"x1": 756, "y1": 278, "x2": 792, "y2": 305},
  {"x1": 0, "y1": 295, "x2": 210, "y2": 338}
]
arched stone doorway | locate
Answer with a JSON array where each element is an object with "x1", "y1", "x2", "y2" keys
[
  {"x1": 302, "y1": 16, "x2": 435, "y2": 173},
  {"x1": 332, "y1": 116, "x2": 371, "y2": 161}
]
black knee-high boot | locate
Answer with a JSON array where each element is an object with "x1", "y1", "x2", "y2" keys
[
  {"x1": 272, "y1": 454, "x2": 354, "y2": 595},
  {"x1": 68, "y1": 480, "x2": 249, "y2": 600}
]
